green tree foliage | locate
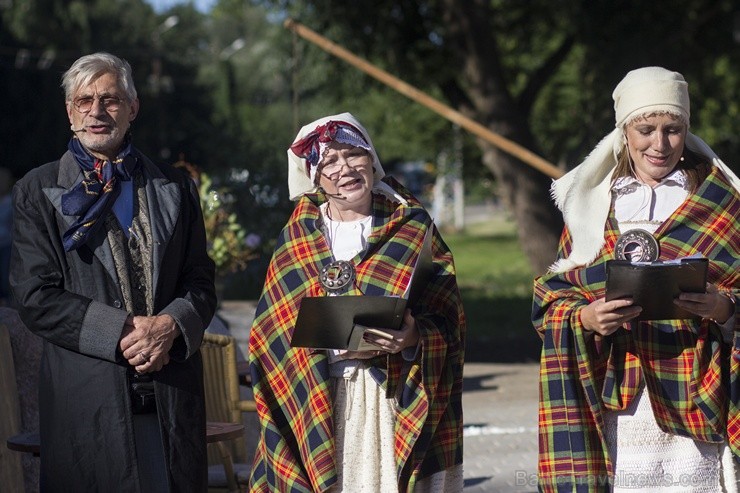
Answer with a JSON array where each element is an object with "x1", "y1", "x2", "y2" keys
[
  {"x1": 563, "y1": 0, "x2": 739, "y2": 164},
  {"x1": 259, "y1": 0, "x2": 739, "y2": 273},
  {"x1": 2, "y1": 0, "x2": 737, "y2": 277},
  {"x1": 197, "y1": 0, "x2": 297, "y2": 265},
  {"x1": 0, "y1": 0, "x2": 294, "y2": 295},
  {"x1": 264, "y1": 0, "x2": 578, "y2": 272},
  {"x1": 0, "y1": 0, "x2": 213, "y2": 176}
]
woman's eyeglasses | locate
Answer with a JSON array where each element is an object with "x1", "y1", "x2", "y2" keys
[
  {"x1": 320, "y1": 151, "x2": 371, "y2": 181},
  {"x1": 71, "y1": 95, "x2": 125, "y2": 113}
]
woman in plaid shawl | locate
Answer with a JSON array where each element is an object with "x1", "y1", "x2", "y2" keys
[
  {"x1": 533, "y1": 67, "x2": 740, "y2": 492},
  {"x1": 248, "y1": 113, "x2": 465, "y2": 492}
]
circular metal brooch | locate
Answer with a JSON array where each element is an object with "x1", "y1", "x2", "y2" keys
[
  {"x1": 319, "y1": 260, "x2": 355, "y2": 292},
  {"x1": 614, "y1": 229, "x2": 659, "y2": 262}
]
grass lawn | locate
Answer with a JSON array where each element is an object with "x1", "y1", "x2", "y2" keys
[{"x1": 443, "y1": 214, "x2": 543, "y2": 363}]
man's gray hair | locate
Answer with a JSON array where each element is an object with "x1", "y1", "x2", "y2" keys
[{"x1": 61, "y1": 52, "x2": 137, "y2": 102}]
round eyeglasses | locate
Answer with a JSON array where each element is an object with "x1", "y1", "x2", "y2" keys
[
  {"x1": 71, "y1": 95, "x2": 125, "y2": 113},
  {"x1": 319, "y1": 151, "x2": 371, "y2": 181}
]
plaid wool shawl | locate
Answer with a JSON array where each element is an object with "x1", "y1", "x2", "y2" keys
[
  {"x1": 532, "y1": 166, "x2": 740, "y2": 492},
  {"x1": 248, "y1": 179, "x2": 465, "y2": 492}
]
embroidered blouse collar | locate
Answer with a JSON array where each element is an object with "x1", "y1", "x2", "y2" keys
[{"x1": 612, "y1": 168, "x2": 689, "y2": 195}]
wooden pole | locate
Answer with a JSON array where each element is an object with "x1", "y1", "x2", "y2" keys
[{"x1": 284, "y1": 18, "x2": 563, "y2": 179}]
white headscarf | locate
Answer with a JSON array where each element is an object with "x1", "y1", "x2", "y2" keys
[
  {"x1": 287, "y1": 112, "x2": 406, "y2": 204},
  {"x1": 549, "y1": 67, "x2": 740, "y2": 273}
]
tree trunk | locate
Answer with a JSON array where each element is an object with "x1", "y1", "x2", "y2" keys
[
  {"x1": 479, "y1": 144, "x2": 563, "y2": 276},
  {"x1": 440, "y1": 0, "x2": 565, "y2": 275}
]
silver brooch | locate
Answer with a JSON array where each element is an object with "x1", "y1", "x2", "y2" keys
[
  {"x1": 319, "y1": 260, "x2": 355, "y2": 292},
  {"x1": 614, "y1": 229, "x2": 659, "y2": 262}
]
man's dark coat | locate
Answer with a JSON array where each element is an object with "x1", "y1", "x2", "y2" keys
[{"x1": 10, "y1": 150, "x2": 216, "y2": 492}]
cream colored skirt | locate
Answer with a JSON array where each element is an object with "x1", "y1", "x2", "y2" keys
[
  {"x1": 330, "y1": 363, "x2": 463, "y2": 492},
  {"x1": 604, "y1": 387, "x2": 738, "y2": 492}
]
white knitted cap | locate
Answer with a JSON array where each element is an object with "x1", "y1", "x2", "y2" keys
[{"x1": 613, "y1": 67, "x2": 690, "y2": 128}]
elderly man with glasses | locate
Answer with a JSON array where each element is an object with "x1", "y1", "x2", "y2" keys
[{"x1": 9, "y1": 52, "x2": 216, "y2": 492}]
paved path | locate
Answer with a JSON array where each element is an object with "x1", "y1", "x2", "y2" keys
[
  {"x1": 217, "y1": 301, "x2": 540, "y2": 492},
  {"x1": 462, "y1": 362, "x2": 539, "y2": 492}
]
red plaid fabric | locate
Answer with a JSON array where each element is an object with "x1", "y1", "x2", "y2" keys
[
  {"x1": 533, "y1": 167, "x2": 740, "y2": 491},
  {"x1": 248, "y1": 179, "x2": 465, "y2": 492}
]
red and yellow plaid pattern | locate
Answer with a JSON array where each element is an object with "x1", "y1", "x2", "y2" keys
[
  {"x1": 533, "y1": 167, "x2": 740, "y2": 491},
  {"x1": 248, "y1": 179, "x2": 465, "y2": 492}
]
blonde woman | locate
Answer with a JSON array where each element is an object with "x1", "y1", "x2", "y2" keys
[{"x1": 534, "y1": 67, "x2": 740, "y2": 492}]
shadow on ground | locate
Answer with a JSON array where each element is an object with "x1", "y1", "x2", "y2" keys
[
  {"x1": 462, "y1": 294, "x2": 541, "y2": 363},
  {"x1": 460, "y1": 369, "x2": 534, "y2": 394},
  {"x1": 464, "y1": 477, "x2": 493, "y2": 488}
]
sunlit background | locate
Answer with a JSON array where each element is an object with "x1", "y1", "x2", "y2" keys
[{"x1": 147, "y1": 0, "x2": 215, "y2": 12}]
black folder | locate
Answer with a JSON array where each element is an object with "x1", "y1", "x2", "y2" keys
[
  {"x1": 605, "y1": 257, "x2": 708, "y2": 320},
  {"x1": 290, "y1": 228, "x2": 435, "y2": 350},
  {"x1": 290, "y1": 295, "x2": 407, "y2": 350}
]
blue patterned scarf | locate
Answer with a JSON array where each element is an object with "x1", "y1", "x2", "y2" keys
[{"x1": 61, "y1": 136, "x2": 138, "y2": 251}]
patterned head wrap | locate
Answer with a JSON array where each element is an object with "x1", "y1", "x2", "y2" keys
[
  {"x1": 287, "y1": 112, "x2": 406, "y2": 204},
  {"x1": 289, "y1": 120, "x2": 372, "y2": 184}
]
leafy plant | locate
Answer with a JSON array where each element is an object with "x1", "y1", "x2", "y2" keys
[{"x1": 198, "y1": 172, "x2": 257, "y2": 277}]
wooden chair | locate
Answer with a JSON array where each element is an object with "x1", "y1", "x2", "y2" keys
[{"x1": 201, "y1": 332, "x2": 256, "y2": 492}]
